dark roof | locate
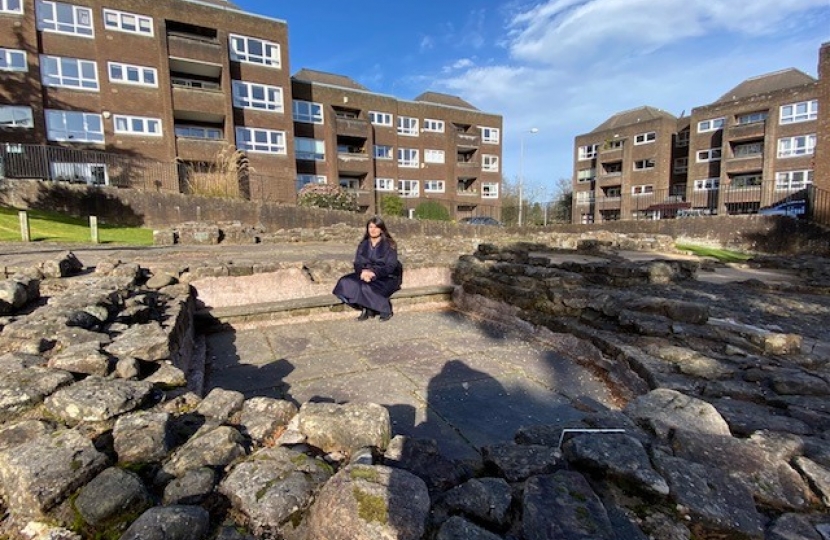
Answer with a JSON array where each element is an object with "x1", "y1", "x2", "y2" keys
[
  {"x1": 715, "y1": 68, "x2": 817, "y2": 103},
  {"x1": 414, "y1": 92, "x2": 478, "y2": 110},
  {"x1": 291, "y1": 69, "x2": 369, "y2": 91},
  {"x1": 592, "y1": 106, "x2": 676, "y2": 132}
]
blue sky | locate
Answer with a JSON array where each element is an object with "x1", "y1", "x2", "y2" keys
[{"x1": 234, "y1": 0, "x2": 829, "y2": 200}]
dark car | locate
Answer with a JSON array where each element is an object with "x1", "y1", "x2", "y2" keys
[
  {"x1": 459, "y1": 216, "x2": 502, "y2": 226},
  {"x1": 758, "y1": 200, "x2": 806, "y2": 218}
]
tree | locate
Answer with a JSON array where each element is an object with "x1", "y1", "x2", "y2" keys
[
  {"x1": 549, "y1": 177, "x2": 573, "y2": 223},
  {"x1": 379, "y1": 194, "x2": 405, "y2": 217}
]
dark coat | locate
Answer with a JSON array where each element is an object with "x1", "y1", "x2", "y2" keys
[{"x1": 332, "y1": 237, "x2": 402, "y2": 314}]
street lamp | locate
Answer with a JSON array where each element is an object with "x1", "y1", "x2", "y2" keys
[{"x1": 518, "y1": 127, "x2": 539, "y2": 227}]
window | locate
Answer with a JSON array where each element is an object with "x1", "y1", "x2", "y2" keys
[
  {"x1": 675, "y1": 131, "x2": 689, "y2": 147},
  {"x1": 113, "y1": 114, "x2": 161, "y2": 136},
  {"x1": 673, "y1": 157, "x2": 688, "y2": 174},
  {"x1": 604, "y1": 139, "x2": 623, "y2": 150},
  {"x1": 41, "y1": 55, "x2": 98, "y2": 90},
  {"x1": 235, "y1": 127, "x2": 286, "y2": 154},
  {"x1": 578, "y1": 144, "x2": 598, "y2": 160},
  {"x1": 108, "y1": 61, "x2": 156, "y2": 87},
  {"x1": 339, "y1": 178, "x2": 360, "y2": 191},
  {"x1": 777, "y1": 135, "x2": 816, "y2": 158},
  {"x1": 603, "y1": 187, "x2": 621, "y2": 198},
  {"x1": 51, "y1": 162, "x2": 107, "y2": 185},
  {"x1": 36, "y1": 1, "x2": 93, "y2": 36},
  {"x1": 397, "y1": 116, "x2": 418, "y2": 136},
  {"x1": 373, "y1": 144, "x2": 393, "y2": 160},
  {"x1": 369, "y1": 111, "x2": 392, "y2": 126},
  {"x1": 775, "y1": 170, "x2": 812, "y2": 190},
  {"x1": 633, "y1": 159, "x2": 655, "y2": 170},
  {"x1": 296, "y1": 174, "x2": 326, "y2": 191},
  {"x1": 697, "y1": 117, "x2": 724, "y2": 132},
  {"x1": 398, "y1": 180, "x2": 419, "y2": 198},
  {"x1": 631, "y1": 185, "x2": 654, "y2": 196},
  {"x1": 0, "y1": 106, "x2": 33, "y2": 128},
  {"x1": 693, "y1": 178, "x2": 720, "y2": 191},
  {"x1": 398, "y1": 148, "x2": 418, "y2": 168},
  {"x1": 576, "y1": 191, "x2": 594, "y2": 204},
  {"x1": 603, "y1": 162, "x2": 622, "y2": 175},
  {"x1": 482, "y1": 154, "x2": 499, "y2": 172},
  {"x1": 294, "y1": 137, "x2": 325, "y2": 161},
  {"x1": 46, "y1": 109, "x2": 103, "y2": 142},
  {"x1": 103, "y1": 8, "x2": 152, "y2": 36},
  {"x1": 175, "y1": 125, "x2": 222, "y2": 139},
  {"x1": 375, "y1": 177, "x2": 395, "y2": 191},
  {"x1": 780, "y1": 100, "x2": 818, "y2": 124},
  {"x1": 424, "y1": 180, "x2": 445, "y2": 193},
  {"x1": 482, "y1": 183, "x2": 499, "y2": 198},
  {"x1": 736, "y1": 111, "x2": 767, "y2": 125},
  {"x1": 424, "y1": 149, "x2": 444, "y2": 164},
  {"x1": 730, "y1": 173, "x2": 762, "y2": 189},
  {"x1": 293, "y1": 100, "x2": 323, "y2": 124},
  {"x1": 577, "y1": 168, "x2": 595, "y2": 182},
  {"x1": 232, "y1": 81, "x2": 283, "y2": 112},
  {"x1": 733, "y1": 141, "x2": 762, "y2": 158},
  {"x1": 229, "y1": 34, "x2": 280, "y2": 68},
  {"x1": 634, "y1": 132, "x2": 656, "y2": 145},
  {"x1": 0, "y1": 48, "x2": 26, "y2": 72},
  {"x1": 1, "y1": 0, "x2": 23, "y2": 14},
  {"x1": 423, "y1": 119, "x2": 444, "y2": 132},
  {"x1": 481, "y1": 127, "x2": 499, "y2": 144},
  {"x1": 696, "y1": 148, "x2": 722, "y2": 162}
]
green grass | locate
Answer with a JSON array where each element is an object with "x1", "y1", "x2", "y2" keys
[
  {"x1": 0, "y1": 206, "x2": 153, "y2": 245},
  {"x1": 675, "y1": 243, "x2": 752, "y2": 263}
]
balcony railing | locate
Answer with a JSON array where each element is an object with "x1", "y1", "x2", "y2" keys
[
  {"x1": 171, "y1": 77, "x2": 221, "y2": 91},
  {"x1": 455, "y1": 133, "x2": 480, "y2": 147}
]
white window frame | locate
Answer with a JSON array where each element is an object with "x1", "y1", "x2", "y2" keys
[
  {"x1": 424, "y1": 149, "x2": 445, "y2": 164},
  {"x1": 235, "y1": 127, "x2": 286, "y2": 155},
  {"x1": 46, "y1": 109, "x2": 103, "y2": 143},
  {"x1": 730, "y1": 173, "x2": 762, "y2": 189},
  {"x1": 294, "y1": 137, "x2": 325, "y2": 161},
  {"x1": 0, "y1": 48, "x2": 26, "y2": 72},
  {"x1": 774, "y1": 170, "x2": 813, "y2": 191},
  {"x1": 369, "y1": 111, "x2": 392, "y2": 126},
  {"x1": 777, "y1": 135, "x2": 816, "y2": 158},
  {"x1": 375, "y1": 177, "x2": 395, "y2": 191},
  {"x1": 398, "y1": 179, "x2": 419, "y2": 198},
  {"x1": 36, "y1": 0, "x2": 93, "y2": 37},
  {"x1": 339, "y1": 178, "x2": 360, "y2": 191},
  {"x1": 697, "y1": 117, "x2": 724, "y2": 133},
  {"x1": 229, "y1": 34, "x2": 280, "y2": 68},
  {"x1": 107, "y1": 61, "x2": 157, "y2": 87},
  {"x1": 292, "y1": 100, "x2": 323, "y2": 124},
  {"x1": 693, "y1": 178, "x2": 720, "y2": 191},
  {"x1": 424, "y1": 180, "x2": 445, "y2": 193},
  {"x1": 634, "y1": 131, "x2": 656, "y2": 145},
  {"x1": 232, "y1": 80, "x2": 283, "y2": 113},
  {"x1": 696, "y1": 148, "x2": 722, "y2": 162},
  {"x1": 736, "y1": 111, "x2": 767, "y2": 125},
  {"x1": 576, "y1": 168, "x2": 595, "y2": 182},
  {"x1": 423, "y1": 119, "x2": 444, "y2": 133},
  {"x1": 780, "y1": 100, "x2": 818, "y2": 124},
  {"x1": 397, "y1": 116, "x2": 419, "y2": 136},
  {"x1": 175, "y1": 125, "x2": 222, "y2": 140},
  {"x1": 631, "y1": 184, "x2": 654, "y2": 196},
  {"x1": 373, "y1": 144, "x2": 393, "y2": 160},
  {"x1": 51, "y1": 162, "x2": 108, "y2": 185},
  {"x1": 113, "y1": 114, "x2": 162, "y2": 136},
  {"x1": 1, "y1": 0, "x2": 23, "y2": 14},
  {"x1": 41, "y1": 55, "x2": 99, "y2": 91},
  {"x1": 481, "y1": 127, "x2": 500, "y2": 144},
  {"x1": 578, "y1": 144, "x2": 598, "y2": 160},
  {"x1": 102, "y1": 8, "x2": 153, "y2": 36},
  {"x1": 576, "y1": 191, "x2": 594, "y2": 204},
  {"x1": 398, "y1": 148, "x2": 419, "y2": 168},
  {"x1": 482, "y1": 154, "x2": 499, "y2": 172},
  {"x1": 0, "y1": 105, "x2": 33, "y2": 128},
  {"x1": 481, "y1": 182, "x2": 499, "y2": 199},
  {"x1": 296, "y1": 174, "x2": 326, "y2": 191},
  {"x1": 633, "y1": 158, "x2": 655, "y2": 170},
  {"x1": 675, "y1": 131, "x2": 689, "y2": 147},
  {"x1": 673, "y1": 157, "x2": 688, "y2": 174}
]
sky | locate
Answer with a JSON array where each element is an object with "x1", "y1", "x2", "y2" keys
[{"x1": 233, "y1": 0, "x2": 830, "y2": 200}]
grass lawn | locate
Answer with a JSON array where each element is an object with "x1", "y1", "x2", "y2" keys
[
  {"x1": 675, "y1": 243, "x2": 752, "y2": 263},
  {"x1": 0, "y1": 205, "x2": 153, "y2": 245}
]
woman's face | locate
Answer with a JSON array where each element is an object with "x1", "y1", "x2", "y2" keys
[{"x1": 367, "y1": 222, "x2": 382, "y2": 238}]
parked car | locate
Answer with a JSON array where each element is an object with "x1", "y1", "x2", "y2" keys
[
  {"x1": 459, "y1": 216, "x2": 503, "y2": 226},
  {"x1": 758, "y1": 200, "x2": 806, "y2": 218}
]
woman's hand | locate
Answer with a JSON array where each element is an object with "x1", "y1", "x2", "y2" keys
[{"x1": 360, "y1": 269, "x2": 376, "y2": 282}]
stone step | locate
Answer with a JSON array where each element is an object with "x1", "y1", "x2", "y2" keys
[{"x1": 195, "y1": 285, "x2": 456, "y2": 331}]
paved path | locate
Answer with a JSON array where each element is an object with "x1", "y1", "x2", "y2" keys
[{"x1": 204, "y1": 309, "x2": 617, "y2": 462}]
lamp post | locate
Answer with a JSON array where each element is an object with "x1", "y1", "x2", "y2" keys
[{"x1": 518, "y1": 127, "x2": 539, "y2": 227}]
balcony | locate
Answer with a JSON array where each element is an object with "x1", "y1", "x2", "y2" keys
[
  {"x1": 455, "y1": 132, "x2": 480, "y2": 148},
  {"x1": 172, "y1": 84, "x2": 225, "y2": 117},
  {"x1": 167, "y1": 32, "x2": 222, "y2": 64},
  {"x1": 595, "y1": 197, "x2": 621, "y2": 210},
  {"x1": 337, "y1": 152, "x2": 371, "y2": 174},
  {"x1": 335, "y1": 117, "x2": 369, "y2": 137},
  {"x1": 175, "y1": 136, "x2": 226, "y2": 161},
  {"x1": 457, "y1": 189, "x2": 479, "y2": 197},
  {"x1": 727, "y1": 121, "x2": 766, "y2": 141},
  {"x1": 724, "y1": 154, "x2": 763, "y2": 174},
  {"x1": 456, "y1": 160, "x2": 480, "y2": 169},
  {"x1": 722, "y1": 186, "x2": 761, "y2": 204}
]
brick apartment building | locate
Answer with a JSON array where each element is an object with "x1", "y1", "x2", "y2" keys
[
  {"x1": 572, "y1": 41, "x2": 829, "y2": 224},
  {"x1": 291, "y1": 70, "x2": 503, "y2": 218},
  {"x1": 0, "y1": 0, "x2": 503, "y2": 215}
]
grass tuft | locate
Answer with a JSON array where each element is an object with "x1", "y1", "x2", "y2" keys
[
  {"x1": 675, "y1": 243, "x2": 751, "y2": 263},
  {"x1": 0, "y1": 205, "x2": 153, "y2": 245}
]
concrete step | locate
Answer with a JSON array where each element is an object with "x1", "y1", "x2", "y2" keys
[{"x1": 195, "y1": 285, "x2": 456, "y2": 331}]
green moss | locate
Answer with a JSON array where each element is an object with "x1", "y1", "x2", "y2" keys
[
  {"x1": 70, "y1": 459, "x2": 82, "y2": 471},
  {"x1": 256, "y1": 479, "x2": 277, "y2": 501},
  {"x1": 352, "y1": 487, "x2": 388, "y2": 524},
  {"x1": 349, "y1": 466, "x2": 380, "y2": 483}
]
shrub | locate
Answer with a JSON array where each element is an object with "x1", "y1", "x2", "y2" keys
[
  {"x1": 379, "y1": 194, "x2": 405, "y2": 217},
  {"x1": 182, "y1": 145, "x2": 251, "y2": 199},
  {"x1": 297, "y1": 183, "x2": 357, "y2": 211},
  {"x1": 414, "y1": 200, "x2": 450, "y2": 221}
]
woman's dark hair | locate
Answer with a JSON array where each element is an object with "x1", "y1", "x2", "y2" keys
[{"x1": 362, "y1": 216, "x2": 397, "y2": 249}]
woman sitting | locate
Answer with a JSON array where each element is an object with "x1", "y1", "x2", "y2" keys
[{"x1": 333, "y1": 216, "x2": 403, "y2": 322}]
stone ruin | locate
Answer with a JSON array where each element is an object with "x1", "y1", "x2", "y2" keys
[{"x1": 0, "y1": 244, "x2": 829, "y2": 539}]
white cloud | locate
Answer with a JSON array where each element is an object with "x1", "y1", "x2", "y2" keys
[
  {"x1": 442, "y1": 58, "x2": 476, "y2": 73},
  {"x1": 420, "y1": 35, "x2": 435, "y2": 51}
]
